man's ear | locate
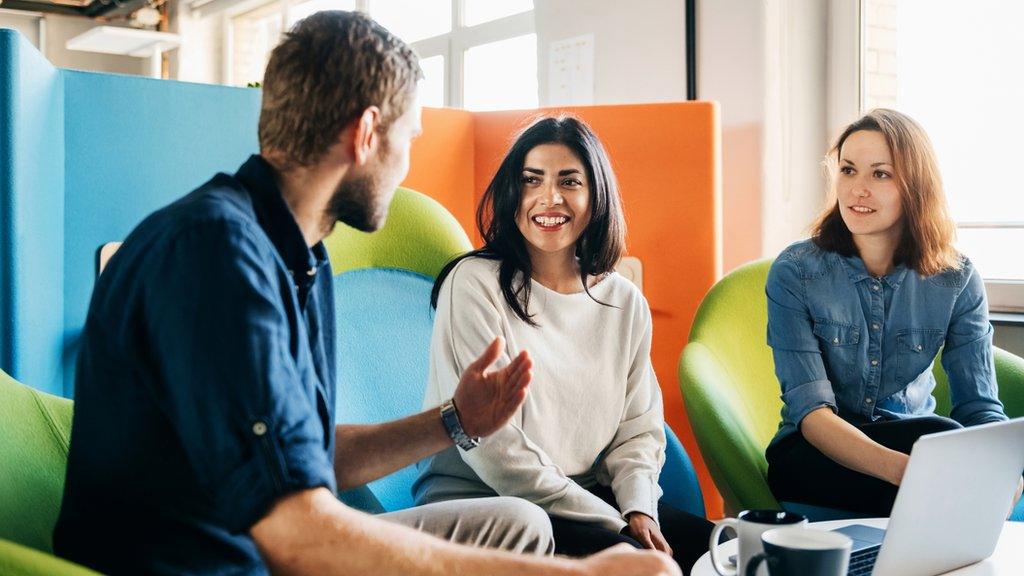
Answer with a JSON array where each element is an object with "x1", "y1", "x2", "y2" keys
[{"x1": 352, "y1": 106, "x2": 382, "y2": 166}]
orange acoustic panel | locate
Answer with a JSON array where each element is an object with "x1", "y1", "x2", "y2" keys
[
  {"x1": 406, "y1": 103, "x2": 724, "y2": 518},
  {"x1": 402, "y1": 108, "x2": 477, "y2": 236}
]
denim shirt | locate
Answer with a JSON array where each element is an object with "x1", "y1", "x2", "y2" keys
[{"x1": 766, "y1": 239, "x2": 1007, "y2": 446}]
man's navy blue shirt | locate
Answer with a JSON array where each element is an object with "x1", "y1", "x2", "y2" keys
[{"x1": 54, "y1": 156, "x2": 338, "y2": 575}]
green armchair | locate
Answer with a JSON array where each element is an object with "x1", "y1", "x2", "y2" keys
[
  {"x1": 678, "y1": 259, "x2": 1024, "y2": 519},
  {"x1": 0, "y1": 370, "x2": 99, "y2": 575}
]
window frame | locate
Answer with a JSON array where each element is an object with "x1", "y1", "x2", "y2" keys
[
  {"x1": 223, "y1": 0, "x2": 535, "y2": 107},
  {"x1": 826, "y1": 0, "x2": 1024, "y2": 313},
  {"x1": 403, "y1": 0, "x2": 535, "y2": 108}
]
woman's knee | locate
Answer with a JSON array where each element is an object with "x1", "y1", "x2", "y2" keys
[
  {"x1": 488, "y1": 497, "x2": 555, "y2": 555},
  {"x1": 913, "y1": 415, "x2": 963, "y2": 435}
]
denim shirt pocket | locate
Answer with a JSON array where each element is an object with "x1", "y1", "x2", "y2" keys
[
  {"x1": 812, "y1": 320, "x2": 861, "y2": 381},
  {"x1": 896, "y1": 328, "x2": 945, "y2": 384}
]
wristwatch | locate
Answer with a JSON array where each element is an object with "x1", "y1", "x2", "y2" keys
[{"x1": 440, "y1": 398, "x2": 480, "y2": 451}]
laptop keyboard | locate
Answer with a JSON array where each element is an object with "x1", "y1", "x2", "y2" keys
[{"x1": 847, "y1": 546, "x2": 880, "y2": 576}]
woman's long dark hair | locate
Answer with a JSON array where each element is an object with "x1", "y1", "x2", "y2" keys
[{"x1": 430, "y1": 115, "x2": 626, "y2": 326}]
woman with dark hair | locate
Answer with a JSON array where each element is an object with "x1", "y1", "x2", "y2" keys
[
  {"x1": 412, "y1": 115, "x2": 713, "y2": 572},
  {"x1": 765, "y1": 108, "x2": 1023, "y2": 515}
]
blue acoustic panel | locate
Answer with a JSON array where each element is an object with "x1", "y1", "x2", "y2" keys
[
  {"x1": 0, "y1": 29, "x2": 65, "y2": 395},
  {"x1": 334, "y1": 268, "x2": 436, "y2": 512},
  {"x1": 61, "y1": 71, "x2": 261, "y2": 395}
]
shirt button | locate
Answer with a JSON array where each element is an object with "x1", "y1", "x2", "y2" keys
[
  {"x1": 916, "y1": 344, "x2": 923, "y2": 351},
  {"x1": 306, "y1": 266, "x2": 317, "y2": 276},
  {"x1": 832, "y1": 337, "x2": 840, "y2": 345},
  {"x1": 252, "y1": 421, "x2": 268, "y2": 436},
  {"x1": 871, "y1": 359, "x2": 879, "y2": 366},
  {"x1": 872, "y1": 284, "x2": 880, "y2": 291},
  {"x1": 866, "y1": 398, "x2": 873, "y2": 404},
  {"x1": 872, "y1": 323, "x2": 880, "y2": 331}
]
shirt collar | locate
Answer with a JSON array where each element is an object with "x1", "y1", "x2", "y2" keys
[
  {"x1": 836, "y1": 251, "x2": 909, "y2": 290},
  {"x1": 234, "y1": 155, "x2": 329, "y2": 283}
]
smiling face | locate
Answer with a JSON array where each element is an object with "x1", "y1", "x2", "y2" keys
[
  {"x1": 836, "y1": 129, "x2": 904, "y2": 244},
  {"x1": 514, "y1": 143, "x2": 592, "y2": 261}
]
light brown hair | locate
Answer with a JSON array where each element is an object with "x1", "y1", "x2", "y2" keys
[
  {"x1": 812, "y1": 108, "x2": 961, "y2": 276},
  {"x1": 258, "y1": 11, "x2": 422, "y2": 168}
]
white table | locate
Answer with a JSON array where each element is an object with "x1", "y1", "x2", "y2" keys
[{"x1": 691, "y1": 518, "x2": 1024, "y2": 576}]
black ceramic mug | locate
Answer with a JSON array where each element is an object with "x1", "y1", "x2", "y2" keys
[{"x1": 745, "y1": 527, "x2": 851, "y2": 576}]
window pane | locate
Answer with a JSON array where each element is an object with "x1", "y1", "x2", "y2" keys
[
  {"x1": 231, "y1": 1, "x2": 285, "y2": 86},
  {"x1": 956, "y1": 228, "x2": 1024, "y2": 282},
  {"x1": 463, "y1": 34, "x2": 538, "y2": 111},
  {"x1": 370, "y1": 0, "x2": 451, "y2": 43},
  {"x1": 287, "y1": 0, "x2": 356, "y2": 27},
  {"x1": 862, "y1": 0, "x2": 1024, "y2": 279},
  {"x1": 419, "y1": 55, "x2": 445, "y2": 108},
  {"x1": 464, "y1": 0, "x2": 533, "y2": 27}
]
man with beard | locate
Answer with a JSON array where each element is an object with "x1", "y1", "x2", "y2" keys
[{"x1": 52, "y1": 9, "x2": 679, "y2": 576}]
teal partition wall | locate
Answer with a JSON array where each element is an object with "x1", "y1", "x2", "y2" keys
[
  {"x1": 0, "y1": 30, "x2": 65, "y2": 395},
  {"x1": 61, "y1": 72, "x2": 260, "y2": 394},
  {"x1": 0, "y1": 28, "x2": 261, "y2": 396}
]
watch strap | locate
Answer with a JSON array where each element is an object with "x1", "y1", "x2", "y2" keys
[{"x1": 440, "y1": 398, "x2": 479, "y2": 451}]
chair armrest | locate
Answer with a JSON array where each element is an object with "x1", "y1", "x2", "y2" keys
[
  {"x1": 660, "y1": 424, "x2": 706, "y2": 517},
  {"x1": 0, "y1": 539, "x2": 101, "y2": 576},
  {"x1": 679, "y1": 342, "x2": 780, "y2": 514}
]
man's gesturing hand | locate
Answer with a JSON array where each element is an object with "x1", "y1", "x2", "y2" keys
[{"x1": 452, "y1": 337, "x2": 532, "y2": 438}]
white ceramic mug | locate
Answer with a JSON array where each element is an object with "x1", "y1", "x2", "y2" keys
[{"x1": 709, "y1": 510, "x2": 808, "y2": 576}]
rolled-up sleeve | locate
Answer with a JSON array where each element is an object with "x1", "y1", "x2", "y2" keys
[
  {"x1": 766, "y1": 258, "x2": 837, "y2": 428},
  {"x1": 145, "y1": 221, "x2": 336, "y2": 534},
  {"x1": 941, "y1": 264, "x2": 1007, "y2": 427}
]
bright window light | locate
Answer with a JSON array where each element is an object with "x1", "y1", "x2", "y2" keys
[
  {"x1": 230, "y1": 1, "x2": 285, "y2": 86},
  {"x1": 418, "y1": 55, "x2": 445, "y2": 108},
  {"x1": 287, "y1": 0, "x2": 356, "y2": 27},
  {"x1": 863, "y1": 0, "x2": 1024, "y2": 281},
  {"x1": 463, "y1": 33, "x2": 538, "y2": 111},
  {"x1": 463, "y1": 0, "x2": 533, "y2": 27},
  {"x1": 370, "y1": 0, "x2": 452, "y2": 43}
]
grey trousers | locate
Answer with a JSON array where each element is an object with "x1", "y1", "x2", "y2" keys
[{"x1": 378, "y1": 496, "x2": 555, "y2": 556}]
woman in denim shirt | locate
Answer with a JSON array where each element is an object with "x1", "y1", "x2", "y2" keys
[{"x1": 765, "y1": 109, "x2": 1022, "y2": 516}]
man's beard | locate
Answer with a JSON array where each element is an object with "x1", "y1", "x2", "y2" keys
[{"x1": 326, "y1": 171, "x2": 386, "y2": 233}]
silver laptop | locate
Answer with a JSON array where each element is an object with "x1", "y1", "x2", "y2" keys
[{"x1": 835, "y1": 417, "x2": 1024, "y2": 576}]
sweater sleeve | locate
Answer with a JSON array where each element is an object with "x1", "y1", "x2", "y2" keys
[
  {"x1": 595, "y1": 298, "x2": 666, "y2": 524},
  {"x1": 428, "y1": 261, "x2": 627, "y2": 531}
]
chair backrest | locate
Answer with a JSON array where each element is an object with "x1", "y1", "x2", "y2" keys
[
  {"x1": 686, "y1": 259, "x2": 780, "y2": 448},
  {"x1": 0, "y1": 369, "x2": 73, "y2": 553},
  {"x1": 325, "y1": 187, "x2": 473, "y2": 512},
  {"x1": 678, "y1": 259, "x2": 779, "y2": 513}
]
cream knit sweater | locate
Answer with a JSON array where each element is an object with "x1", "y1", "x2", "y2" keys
[{"x1": 412, "y1": 257, "x2": 666, "y2": 532}]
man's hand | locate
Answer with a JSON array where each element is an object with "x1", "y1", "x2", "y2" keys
[
  {"x1": 626, "y1": 512, "x2": 673, "y2": 556},
  {"x1": 580, "y1": 543, "x2": 680, "y2": 576},
  {"x1": 453, "y1": 337, "x2": 532, "y2": 438}
]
